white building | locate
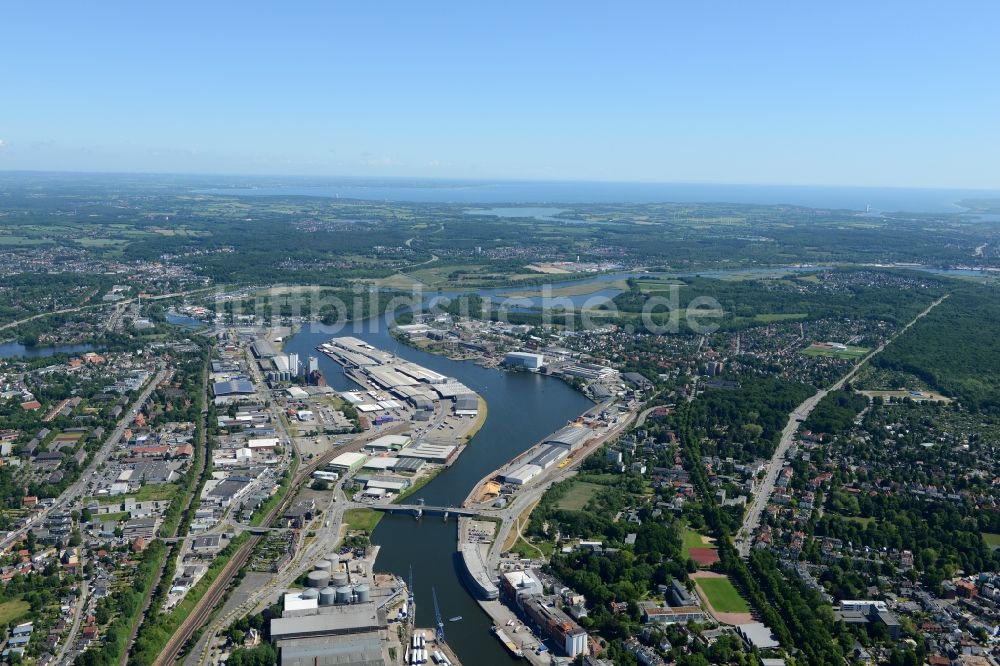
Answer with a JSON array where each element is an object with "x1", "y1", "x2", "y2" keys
[
  {"x1": 505, "y1": 351, "x2": 546, "y2": 370},
  {"x1": 504, "y1": 463, "x2": 542, "y2": 485}
]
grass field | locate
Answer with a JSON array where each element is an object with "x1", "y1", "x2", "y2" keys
[
  {"x1": 509, "y1": 535, "x2": 556, "y2": 559},
  {"x1": 984, "y1": 533, "x2": 1000, "y2": 550},
  {"x1": 802, "y1": 343, "x2": 870, "y2": 359},
  {"x1": 755, "y1": 312, "x2": 807, "y2": 322},
  {"x1": 698, "y1": 577, "x2": 750, "y2": 613},
  {"x1": 682, "y1": 528, "x2": 716, "y2": 557},
  {"x1": 0, "y1": 598, "x2": 30, "y2": 625},
  {"x1": 344, "y1": 508, "x2": 383, "y2": 533},
  {"x1": 555, "y1": 481, "x2": 604, "y2": 511}
]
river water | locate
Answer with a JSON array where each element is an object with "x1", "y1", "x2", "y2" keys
[{"x1": 283, "y1": 317, "x2": 591, "y2": 664}]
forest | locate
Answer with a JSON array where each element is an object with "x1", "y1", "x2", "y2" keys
[{"x1": 874, "y1": 286, "x2": 1000, "y2": 411}]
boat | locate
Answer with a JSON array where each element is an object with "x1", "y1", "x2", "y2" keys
[
  {"x1": 491, "y1": 625, "x2": 523, "y2": 659},
  {"x1": 449, "y1": 616, "x2": 462, "y2": 622}
]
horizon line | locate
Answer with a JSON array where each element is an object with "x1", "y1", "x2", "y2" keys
[{"x1": 1, "y1": 168, "x2": 999, "y2": 194}]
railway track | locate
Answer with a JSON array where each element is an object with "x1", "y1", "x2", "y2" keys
[{"x1": 150, "y1": 450, "x2": 337, "y2": 665}]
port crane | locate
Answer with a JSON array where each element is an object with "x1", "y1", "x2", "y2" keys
[
  {"x1": 408, "y1": 565, "x2": 415, "y2": 606},
  {"x1": 432, "y1": 586, "x2": 446, "y2": 643}
]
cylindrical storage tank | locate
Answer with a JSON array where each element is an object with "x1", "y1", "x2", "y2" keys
[
  {"x1": 314, "y1": 560, "x2": 333, "y2": 572},
  {"x1": 319, "y1": 587, "x2": 337, "y2": 606},
  {"x1": 301, "y1": 588, "x2": 319, "y2": 600},
  {"x1": 354, "y1": 584, "x2": 371, "y2": 603},
  {"x1": 306, "y1": 570, "x2": 330, "y2": 588},
  {"x1": 331, "y1": 572, "x2": 349, "y2": 587},
  {"x1": 335, "y1": 586, "x2": 352, "y2": 604}
]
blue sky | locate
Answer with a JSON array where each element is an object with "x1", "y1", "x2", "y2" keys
[{"x1": 1, "y1": 2, "x2": 998, "y2": 188}]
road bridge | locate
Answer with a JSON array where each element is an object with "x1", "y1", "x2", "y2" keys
[{"x1": 366, "y1": 503, "x2": 491, "y2": 519}]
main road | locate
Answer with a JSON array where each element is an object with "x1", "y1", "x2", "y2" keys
[{"x1": 735, "y1": 294, "x2": 948, "y2": 556}]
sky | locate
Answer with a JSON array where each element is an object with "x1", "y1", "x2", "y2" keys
[{"x1": 1, "y1": 2, "x2": 999, "y2": 188}]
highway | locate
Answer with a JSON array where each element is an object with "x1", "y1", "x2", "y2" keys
[{"x1": 735, "y1": 294, "x2": 949, "y2": 556}]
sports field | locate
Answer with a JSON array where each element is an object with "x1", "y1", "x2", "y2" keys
[
  {"x1": 682, "y1": 527, "x2": 715, "y2": 556},
  {"x1": 697, "y1": 576, "x2": 750, "y2": 613},
  {"x1": 801, "y1": 343, "x2": 870, "y2": 359}
]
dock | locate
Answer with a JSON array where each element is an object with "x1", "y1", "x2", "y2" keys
[{"x1": 410, "y1": 628, "x2": 463, "y2": 666}]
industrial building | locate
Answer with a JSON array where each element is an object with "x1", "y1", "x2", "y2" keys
[
  {"x1": 251, "y1": 339, "x2": 278, "y2": 358},
  {"x1": 365, "y1": 434, "x2": 411, "y2": 452},
  {"x1": 504, "y1": 351, "x2": 545, "y2": 370},
  {"x1": 329, "y1": 452, "x2": 368, "y2": 474},
  {"x1": 503, "y1": 463, "x2": 542, "y2": 485},
  {"x1": 361, "y1": 457, "x2": 398, "y2": 472},
  {"x1": 212, "y1": 379, "x2": 255, "y2": 397},
  {"x1": 401, "y1": 442, "x2": 457, "y2": 464},
  {"x1": 271, "y1": 559, "x2": 397, "y2": 666},
  {"x1": 393, "y1": 457, "x2": 425, "y2": 474},
  {"x1": 529, "y1": 444, "x2": 569, "y2": 470},
  {"x1": 560, "y1": 362, "x2": 618, "y2": 382},
  {"x1": 453, "y1": 394, "x2": 478, "y2": 415},
  {"x1": 622, "y1": 372, "x2": 653, "y2": 391},
  {"x1": 545, "y1": 425, "x2": 592, "y2": 451}
]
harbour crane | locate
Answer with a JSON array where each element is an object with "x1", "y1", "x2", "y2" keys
[{"x1": 432, "y1": 586, "x2": 446, "y2": 643}]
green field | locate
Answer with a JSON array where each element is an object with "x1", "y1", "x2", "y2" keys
[
  {"x1": 555, "y1": 481, "x2": 604, "y2": 511},
  {"x1": 0, "y1": 598, "x2": 30, "y2": 625},
  {"x1": 509, "y1": 536, "x2": 556, "y2": 559},
  {"x1": 344, "y1": 508, "x2": 383, "y2": 533},
  {"x1": 801, "y1": 344, "x2": 870, "y2": 359},
  {"x1": 983, "y1": 533, "x2": 1000, "y2": 550},
  {"x1": 682, "y1": 527, "x2": 716, "y2": 557},
  {"x1": 698, "y1": 577, "x2": 750, "y2": 613},
  {"x1": 755, "y1": 312, "x2": 808, "y2": 322}
]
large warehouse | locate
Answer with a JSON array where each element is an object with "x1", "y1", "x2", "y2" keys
[
  {"x1": 504, "y1": 463, "x2": 542, "y2": 485},
  {"x1": 545, "y1": 425, "x2": 592, "y2": 452},
  {"x1": 504, "y1": 351, "x2": 545, "y2": 370},
  {"x1": 328, "y1": 452, "x2": 368, "y2": 474},
  {"x1": 365, "y1": 434, "x2": 411, "y2": 452}
]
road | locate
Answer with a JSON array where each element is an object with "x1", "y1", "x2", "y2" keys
[
  {"x1": 54, "y1": 587, "x2": 89, "y2": 663},
  {"x1": 735, "y1": 294, "x2": 949, "y2": 556},
  {"x1": 1, "y1": 366, "x2": 168, "y2": 552}
]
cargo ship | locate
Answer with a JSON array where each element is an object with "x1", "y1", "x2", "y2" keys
[{"x1": 491, "y1": 625, "x2": 523, "y2": 659}]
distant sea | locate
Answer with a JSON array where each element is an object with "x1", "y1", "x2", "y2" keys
[{"x1": 196, "y1": 179, "x2": 1000, "y2": 214}]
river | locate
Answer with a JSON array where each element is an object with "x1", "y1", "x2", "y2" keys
[{"x1": 283, "y1": 317, "x2": 591, "y2": 664}]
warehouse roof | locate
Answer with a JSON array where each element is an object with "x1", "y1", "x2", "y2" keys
[
  {"x1": 276, "y1": 632, "x2": 384, "y2": 666},
  {"x1": 270, "y1": 604, "x2": 383, "y2": 639},
  {"x1": 213, "y1": 379, "x2": 255, "y2": 396},
  {"x1": 544, "y1": 425, "x2": 591, "y2": 449}
]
